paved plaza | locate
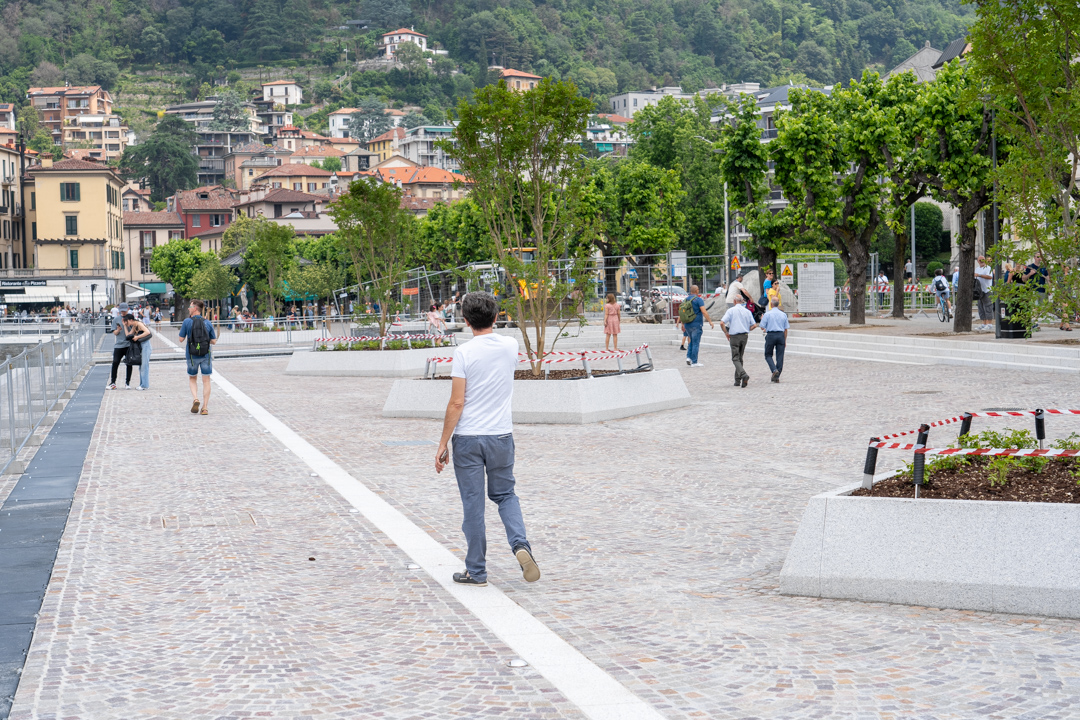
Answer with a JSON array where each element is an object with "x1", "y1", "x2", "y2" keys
[{"x1": 4, "y1": 339, "x2": 1080, "y2": 719}]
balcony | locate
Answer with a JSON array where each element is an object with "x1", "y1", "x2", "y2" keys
[
  {"x1": 761, "y1": 128, "x2": 779, "y2": 140},
  {"x1": 199, "y1": 158, "x2": 226, "y2": 171}
]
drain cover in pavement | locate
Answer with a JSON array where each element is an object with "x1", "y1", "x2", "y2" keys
[{"x1": 382, "y1": 440, "x2": 436, "y2": 446}]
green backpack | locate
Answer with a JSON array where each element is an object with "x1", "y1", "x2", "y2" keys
[{"x1": 678, "y1": 297, "x2": 698, "y2": 324}]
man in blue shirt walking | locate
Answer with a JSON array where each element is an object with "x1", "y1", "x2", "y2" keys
[
  {"x1": 720, "y1": 294, "x2": 758, "y2": 387},
  {"x1": 683, "y1": 285, "x2": 714, "y2": 368},
  {"x1": 759, "y1": 298, "x2": 790, "y2": 383}
]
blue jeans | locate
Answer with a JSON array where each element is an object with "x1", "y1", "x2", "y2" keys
[
  {"x1": 764, "y1": 332, "x2": 785, "y2": 374},
  {"x1": 685, "y1": 323, "x2": 703, "y2": 363},
  {"x1": 139, "y1": 340, "x2": 151, "y2": 388},
  {"x1": 186, "y1": 353, "x2": 213, "y2": 376},
  {"x1": 451, "y1": 433, "x2": 529, "y2": 582}
]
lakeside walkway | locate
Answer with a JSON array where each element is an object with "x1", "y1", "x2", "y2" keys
[{"x1": 4, "y1": 344, "x2": 1080, "y2": 719}]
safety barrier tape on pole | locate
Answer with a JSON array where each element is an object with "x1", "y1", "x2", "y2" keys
[
  {"x1": 877, "y1": 409, "x2": 1080, "y2": 441},
  {"x1": 318, "y1": 334, "x2": 452, "y2": 342},
  {"x1": 869, "y1": 444, "x2": 1080, "y2": 458}
]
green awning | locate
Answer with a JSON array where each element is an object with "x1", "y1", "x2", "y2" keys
[{"x1": 139, "y1": 283, "x2": 168, "y2": 293}]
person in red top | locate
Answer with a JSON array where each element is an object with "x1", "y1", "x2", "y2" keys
[{"x1": 603, "y1": 293, "x2": 621, "y2": 351}]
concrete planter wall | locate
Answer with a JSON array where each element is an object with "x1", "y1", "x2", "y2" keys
[
  {"x1": 779, "y1": 484, "x2": 1080, "y2": 619},
  {"x1": 284, "y1": 346, "x2": 448, "y2": 378},
  {"x1": 383, "y1": 368, "x2": 691, "y2": 424}
]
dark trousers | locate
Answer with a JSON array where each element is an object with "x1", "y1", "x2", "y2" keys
[
  {"x1": 764, "y1": 332, "x2": 786, "y2": 375},
  {"x1": 728, "y1": 333, "x2": 749, "y2": 381},
  {"x1": 110, "y1": 347, "x2": 133, "y2": 385}
]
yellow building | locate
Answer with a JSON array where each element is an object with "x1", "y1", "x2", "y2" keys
[
  {"x1": 252, "y1": 162, "x2": 334, "y2": 192},
  {"x1": 366, "y1": 127, "x2": 404, "y2": 163},
  {"x1": 21, "y1": 154, "x2": 127, "y2": 304}
]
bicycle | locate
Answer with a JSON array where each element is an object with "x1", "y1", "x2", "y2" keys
[{"x1": 936, "y1": 293, "x2": 952, "y2": 322}]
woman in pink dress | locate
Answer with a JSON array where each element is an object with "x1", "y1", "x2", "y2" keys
[{"x1": 603, "y1": 293, "x2": 621, "y2": 351}]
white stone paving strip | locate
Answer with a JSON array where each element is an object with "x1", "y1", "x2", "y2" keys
[{"x1": 157, "y1": 332, "x2": 664, "y2": 720}]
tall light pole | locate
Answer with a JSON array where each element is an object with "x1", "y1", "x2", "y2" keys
[{"x1": 693, "y1": 136, "x2": 730, "y2": 287}]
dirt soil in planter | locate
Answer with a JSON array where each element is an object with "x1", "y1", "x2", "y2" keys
[{"x1": 852, "y1": 457, "x2": 1080, "y2": 503}]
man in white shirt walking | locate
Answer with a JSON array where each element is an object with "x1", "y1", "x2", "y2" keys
[
  {"x1": 725, "y1": 271, "x2": 751, "y2": 310},
  {"x1": 720, "y1": 294, "x2": 759, "y2": 387},
  {"x1": 759, "y1": 298, "x2": 790, "y2": 382},
  {"x1": 435, "y1": 292, "x2": 540, "y2": 587},
  {"x1": 974, "y1": 256, "x2": 994, "y2": 331}
]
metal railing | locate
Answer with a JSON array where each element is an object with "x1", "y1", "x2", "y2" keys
[{"x1": 0, "y1": 325, "x2": 94, "y2": 474}]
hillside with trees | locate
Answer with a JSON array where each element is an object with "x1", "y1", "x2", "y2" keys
[{"x1": 0, "y1": 0, "x2": 971, "y2": 114}]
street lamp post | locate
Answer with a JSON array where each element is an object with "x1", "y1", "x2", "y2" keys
[{"x1": 692, "y1": 136, "x2": 730, "y2": 287}]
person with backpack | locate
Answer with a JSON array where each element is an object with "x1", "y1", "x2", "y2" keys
[
  {"x1": 679, "y1": 285, "x2": 714, "y2": 368},
  {"x1": 178, "y1": 299, "x2": 217, "y2": 415},
  {"x1": 121, "y1": 313, "x2": 153, "y2": 390},
  {"x1": 931, "y1": 268, "x2": 952, "y2": 318}
]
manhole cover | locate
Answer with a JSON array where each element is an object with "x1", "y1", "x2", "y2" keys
[{"x1": 381, "y1": 440, "x2": 436, "y2": 447}]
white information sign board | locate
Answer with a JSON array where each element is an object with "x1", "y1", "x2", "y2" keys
[
  {"x1": 670, "y1": 251, "x2": 687, "y2": 278},
  {"x1": 796, "y1": 262, "x2": 835, "y2": 313}
]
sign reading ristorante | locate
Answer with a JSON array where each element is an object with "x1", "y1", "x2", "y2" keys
[{"x1": 0, "y1": 280, "x2": 49, "y2": 288}]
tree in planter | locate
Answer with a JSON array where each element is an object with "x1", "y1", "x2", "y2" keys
[
  {"x1": 149, "y1": 239, "x2": 209, "y2": 323},
  {"x1": 912, "y1": 60, "x2": 995, "y2": 333},
  {"x1": 773, "y1": 74, "x2": 893, "y2": 324},
  {"x1": 189, "y1": 260, "x2": 239, "y2": 323},
  {"x1": 442, "y1": 78, "x2": 596, "y2": 374},
  {"x1": 967, "y1": 0, "x2": 1080, "y2": 331},
  {"x1": 329, "y1": 176, "x2": 416, "y2": 336},
  {"x1": 583, "y1": 157, "x2": 685, "y2": 296},
  {"x1": 244, "y1": 218, "x2": 296, "y2": 318}
]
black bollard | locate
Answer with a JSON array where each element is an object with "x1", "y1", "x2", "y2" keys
[
  {"x1": 913, "y1": 423, "x2": 930, "y2": 498},
  {"x1": 1035, "y1": 409, "x2": 1045, "y2": 450},
  {"x1": 863, "y1": 438, "x2": 880, "y2": 490},
  {"x1": 959, "y1": 412, "x2": 973, "y2": 439}
]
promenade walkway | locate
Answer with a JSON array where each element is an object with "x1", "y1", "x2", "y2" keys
[{"x1": 5, "y1": 344, "x2": 1080, "y2": 719}]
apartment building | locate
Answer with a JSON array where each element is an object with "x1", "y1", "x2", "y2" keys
[
  {"x1": 289, "y1": 145, "x2": 344, "y2": 165},
  {"x1": 165, "y1": 99, "x2": 265, "y2": 185},
  {"x1": 234, "y1": 187, "x2": 337, "y2": 237},
  {"x1": 398, "y1": 125, "x2": 458, "y2": 170},
  {"x1": 366, "y1": 127, "x2": 405, "y2": 163},
  {"x1": 27, "y1": 86, "x2": 114, "y2": 145},
  {"x1": 251, "y1": 163, "x2": 334, "y2": 193},
  {"x1": 167, "y1": 186, "x2": 236, "y2": 252},
  {"x1": 370, "y1": 159, "x2": 469, "y2": 201},
  {"x1": 61, "y1": 113, "x2": 132, "y2": 161},
  {"x1": 0, "y1": 141, "x2": 25, "y2": 272},
  {"x1": 122, "y1": 211, "x2": 184, "y2": 295},
  {"x1": 0, "y1": 104, "x2": 15, "y2": 130},
  {"x1": 20, "y1": 155, "x2": 126, "y2": 304},
  {"x1": 252, "y1": 98, "x2": 293, "y2": 139},
  {"x1": 223, "y1": 142, "x2": 291, "y2": 191},
  {"x1": 261, "y1": 81, "x2": 303, "y2": 105},
  {"x1": 499, "y1": 68, "x2": 541, "y2": 91}
]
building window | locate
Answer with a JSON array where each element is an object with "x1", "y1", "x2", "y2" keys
[
  {"x1": 140, "y1": 230, "x2": 155, "y2": 253},
  {"x1": 31, "y1": 222, "x2": 36, "y2": 240},
  {"x1": 191, "y1": 214, "x2": 201, "y2": 227},
  {"x1": 120, "y1": 251, "x2": 125, "y2": 270},
  {"x1": 141, "y1": 258, "x2": 151, "y2": 274},
  {"x1": 111, "y1": 250, "x2": 119, "y2": 269},
  {"x1": 69, "y1": 249, "x2": 79, "y2": 269},
  {"x1": 65, "y1": 215, "x2": 78, "y2": 235},
  {"x1": 308, "y1": 183, "x2": 317, "y2": 192},
  {"x1": 210, "y1": 214, "x2": 222, "y2": 227},
  {"x1": 60, "y1": 183, "x2": 81, "y2": 201},
  {"x1": 169, "y1": 230, "x2": 183, "y2": 240},
  {"x1": 30, "y1": 192, "x2": 35, "y2": 210}
]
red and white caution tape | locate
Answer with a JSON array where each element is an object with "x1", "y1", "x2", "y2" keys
[
  {"x1": 876, "y1": 409, "x2": 1080, "y2": 442},
  {"x1": 319, "y1": 334, "x2": 450, "y2": 342},
  {"x1": 869, "y1": 443, "x2": 1080, "y2": 458},
  {"x1": 428, "y1": 343, "x2": 651, "y2": 366}
]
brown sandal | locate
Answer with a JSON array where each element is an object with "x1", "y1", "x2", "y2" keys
[
  {"x1": 190, "y1": 400, "x2": 200, "y2": 414},
  {"x1": 200, "y1": 408, "x2": 208, "y2": 415}
]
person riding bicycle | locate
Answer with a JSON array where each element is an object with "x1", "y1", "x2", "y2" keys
[{"x1": 931, "y1": 268, "x2": 952, "y2": 317}]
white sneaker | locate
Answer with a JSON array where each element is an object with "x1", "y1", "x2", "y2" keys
[
  {"x1": 685, "y1": 358, "x2": 692, "y2": 366},
  {"x1": 692, "y1": 363, "x2": 705, "y2": 367},
  {"x1": 107, "y1": 383, "x2": 116, "y2": 390},
  {"x1": 135, "y1": 386, "x2": 146, "y2": 391}
]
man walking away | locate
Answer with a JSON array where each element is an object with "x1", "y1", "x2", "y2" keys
[
  {"x1": 679, "y1": 285, "x2": 714, "y2": 368},
  {"x1": 435, "y1": 292, "x2": 539, "y2": 587},
  {"x1": 178, "y1": 300, "x2": 217, "y2": 415},
  {"x1": 720, "y1": 294, "x2": 758, "y2": 387},
  {"x1": 760, "y1": 298, "x2": 789, "y2": 382},
  {"x1": 974, "y1": 256, "x2": 994, "y2": 332}
]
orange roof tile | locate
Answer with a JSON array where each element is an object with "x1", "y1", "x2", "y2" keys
[
  {"x1": 381, "y1": 28, "x2": 427, "y2": 38},
  {"x1": 500, "y1": 68, "x2": 542, "y2": 79}
]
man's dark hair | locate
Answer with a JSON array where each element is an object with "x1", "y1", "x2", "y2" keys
[
  {"x1": 123, "y1": 313, "x2": 135, "y2": 321},
  {"x1": 190, "y1": 299, "x2": 205, "y2": 313},
  {"x1": 461, "y1": 292, "x2": 498, "y2": 330}
]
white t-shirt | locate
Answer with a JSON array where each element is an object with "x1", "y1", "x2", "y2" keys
[
  {"x1": 451, "y1": 333, "x2": 519, "y2": 435},
  {"x1": 726, "y1": 280, "x2": 747, "y2": 303},
  {"x1": 974, "y1": 262, "x2": 992, "y2": 292}
]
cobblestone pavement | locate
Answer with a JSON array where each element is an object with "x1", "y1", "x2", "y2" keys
[{"x1": 11, "y1": 344, "x2": 1080, "y2": 719}]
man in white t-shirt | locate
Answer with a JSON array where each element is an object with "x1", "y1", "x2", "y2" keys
[
  {"x1": 435, "y1": 292, "x2": 540, "y2": 588},
  {"x1": 974, "y1": 256, "x2": 994, "y2": 331},
  {"x1": 725, "y1": 271, "x2": 750, "y2": 310}
]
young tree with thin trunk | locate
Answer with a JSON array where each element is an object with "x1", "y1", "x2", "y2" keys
[
  {"x1": 773, "y1": 73, "x2": 893, "y2": 324},
  {"x1": 443, "y1": 78, "x2": 596, "y2": 374},
  {"x1": 150, "y1": 239, "x2": 208, "y2": 323},
  {"x1": 913, "y1": 60, "x2": 994, "y2": 333},
  {"x1": 244, "y1": 218, "x2": 296, "y2": 318},
  {"x1": 328, "y1": 177, "x2": 416, "y2": 336}
]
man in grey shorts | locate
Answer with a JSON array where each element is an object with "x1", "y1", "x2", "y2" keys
[{"x1": 435, "y1": 291, "x2": 540, "y2": 587}]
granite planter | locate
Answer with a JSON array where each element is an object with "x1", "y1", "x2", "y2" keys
[
  {"x1": 779, "y1": 483, "x2": 1080, "y2": 619},
  {"x1": 284, "y1": 346, "x2": 448, "y2": 378},
  {"x1": 382, "y1": 368, "x2": 691, "y2": 424}
]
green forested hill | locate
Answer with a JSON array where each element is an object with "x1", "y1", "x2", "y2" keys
[{"x1": 0, "y1": 0, "x2": 971, "y2": 111}]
